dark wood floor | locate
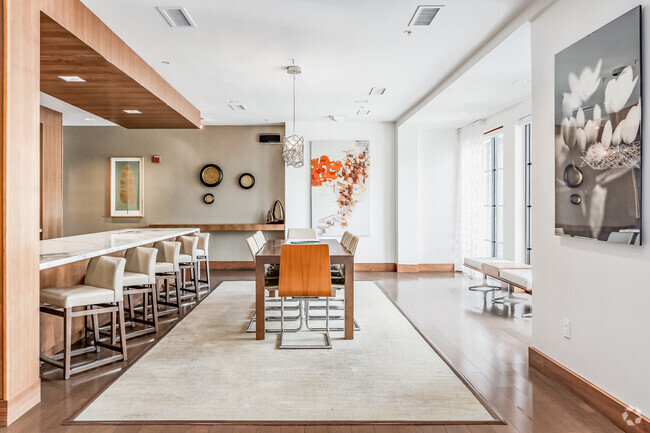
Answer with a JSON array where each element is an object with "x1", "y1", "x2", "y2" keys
[{"x1": 2, "y1": 271, "x2": 623, "y2": 433}]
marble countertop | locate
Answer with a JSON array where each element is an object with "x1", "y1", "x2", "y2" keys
[{"x1": 40, "y1": 228, "x2": 199, "y2": 270}]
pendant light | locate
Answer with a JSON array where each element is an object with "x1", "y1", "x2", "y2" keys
[{"x1": 282, "y1": 60, "x2": 304, "y2": 168}]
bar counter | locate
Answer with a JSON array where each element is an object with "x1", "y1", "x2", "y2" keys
[
  {"x1": 40, "y1": 228, "x2": 199, "y2": 270},
  {"x1": 39, "y1": 228, "x2": 199, "y2": 355}
]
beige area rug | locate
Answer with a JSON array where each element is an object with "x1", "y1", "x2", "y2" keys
[{"x1": 73, "y1": 281, "x2": 498, "y2": 423}]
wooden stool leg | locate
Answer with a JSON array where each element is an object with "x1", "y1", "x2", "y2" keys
[
  {"x1": 193, "y1": 263, "x2": 199, "y2": 298},
  {"x1": 150, "y1": 286, "x2": 159, "y2": 332},
  {"x1": 143, "y1": 291, "x2": 147, "y2": 318},
  {"x1": 205, "y1": 258, "x2": 211, "y2": 291},
  {"x1": 165, "y1": 278, "x2": 170, "y2": 303},
  {"x1": 91, "y1": 307, "x2": 100, "y2": 353},
  {"x1": 117, "y1": 301, "x2": 128, "y2": 362},
  {"x1": 175, "y1": 271, "x2": 182, "y2": 311},
  {"x1": 128, "y1": 294, "x2": 135, "y2": 324},
  {"x1": 111, "y1": 310, "x2": 117, "y2": 345},
  {"x1": 63, "y1": 308, "x2": 72, "y2": 380}
]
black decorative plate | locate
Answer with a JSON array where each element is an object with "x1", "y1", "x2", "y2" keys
[
  {"x1": 203, "y1": 193, "x2": 215, "y2": 204},
  {"x1": 239, "y1": 173, "x2": 255, "y2": 189},
  {"x1": 200, "y1": 164, "x2": 223, "y2": 187}
]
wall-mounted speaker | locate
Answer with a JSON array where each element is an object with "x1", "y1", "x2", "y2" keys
[{"x1": 259, "y1": 133, "x2": 281, "y2": 143}]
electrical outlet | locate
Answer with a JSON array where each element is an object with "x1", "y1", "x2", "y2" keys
[{"x1": 563, "y1": 319, "x2": 571, "y2": 339}]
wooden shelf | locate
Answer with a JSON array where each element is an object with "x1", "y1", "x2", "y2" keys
[{"x1": 149, "y1": 224, "x2": 285, "y2": 232}]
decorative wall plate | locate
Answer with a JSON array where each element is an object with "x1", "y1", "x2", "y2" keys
[
  {"x1": 203, "y1": 193, "x2": 215, "y2": 204},
  {"x1": 239, "y1": 173, "x2": 255, "y2": 189},
  {"x1": 200, "y1": 164, "x2": 223, "y2": 187}
]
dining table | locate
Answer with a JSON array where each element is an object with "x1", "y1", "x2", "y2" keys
[{"x1": 255, "y1": 238, "x2": 355, "y2": 340}]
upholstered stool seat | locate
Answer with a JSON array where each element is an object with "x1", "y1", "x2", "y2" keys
[
  {"x1": 41, "y1": 286, "x2": 116, "y2": 308},
  {"x1": 123, "y1": 271, "x2": 150, "y2": 287},
  {"x1": 155, "y1": 261, "x2": 174, "y2": 273}
]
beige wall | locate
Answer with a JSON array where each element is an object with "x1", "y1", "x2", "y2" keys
[{"x1": 63, "y1": 125, "x2": 285, "y2": 261}]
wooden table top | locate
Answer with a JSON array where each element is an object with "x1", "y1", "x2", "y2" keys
[{"x1": 257, "y1": 239, "x2": 352, "y2": 259}]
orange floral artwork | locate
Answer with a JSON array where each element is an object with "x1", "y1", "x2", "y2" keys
[{"x1": 311, "y1": 155, "x2": 343, "y2": 186}]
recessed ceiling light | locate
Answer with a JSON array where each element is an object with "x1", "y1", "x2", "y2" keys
[
  {"x1": 369, "y1": 87, "x2": 386, "y2": 96},
  {"x1": 162, "y1": 60, "x2": 170, "y2": 65},
  {"x1": 59, "y1": 76, "x2": 86, "y2": 82},
  {"x1": 123, "y1": 109, "x2": 142, "y2": 114},
  {"x1": 329, "y1": 115, "x2": 346, "y2": 122},
  {"x1": 408, "y1": 5, "x2": 443, "y2": 27},
  {"x1": 355, "y1": 99, "x2": 369, "y2": 104},
  {"x1": 157, "y1": 7, "x2": 197, "y2": 28},
  {"x1": 228, "y1": 104, "x2": 247, "y2": 111},
  {"x1": 357, "y1": 109, "x2": 371, "y2": 116},
  {"x1": 84, "y1": 118, "x2": 97, "y2": 121},
  {"x1": 225, "y1": 99, "x2": 239, "y2": 104},
  {"x1": 513, "y1": 79, "x2": 531, "y2": 86}
]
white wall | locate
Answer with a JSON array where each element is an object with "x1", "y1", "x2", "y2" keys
[
  {"x1": 531, "y1": 0, "x2": 650, "y2": 414},
  {"x1": 417, "y1": 129, "x2": 458, "y2": 264},
  {"x1": 483, "y1": 99, "x2": 531, "y2": 262},
  {"x1": 396, "y1": 125, "x2": 419, "y2": 265},
  {"x1": 284, "y1": 121, "x2": 397, "y2": 264}
]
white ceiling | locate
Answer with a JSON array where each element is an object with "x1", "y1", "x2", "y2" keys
[
  {"x1": 406, "y1": 22, "x2": 531, "y2": 129},
  {"x1": 44, "y1": 0, "x2": 534, "y2": 126}
]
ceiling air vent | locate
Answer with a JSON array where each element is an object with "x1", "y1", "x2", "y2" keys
[
  {"x1": 408, "y1": 5, "x2": 442, "y2": 26},
  {"x1": 157, "y1": 7, "x2": 197, "y2": 28}
]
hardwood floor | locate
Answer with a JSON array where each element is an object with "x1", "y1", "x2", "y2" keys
[{"x1": 1, "y1": 271, "x2": 623, "y2": 433}]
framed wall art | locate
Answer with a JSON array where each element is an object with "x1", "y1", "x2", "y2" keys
[
  {"x1": 110, "y1": 157, "x2": 144, "y2": 217},
  {"x1": 311, "y1": 140, "x2": 370, "y2": 237},
  {"x1": 554, "y1": 7, "x2": 642, "y2": 245}
]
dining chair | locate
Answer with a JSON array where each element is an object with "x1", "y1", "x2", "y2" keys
[
  {"x1": 40, "y1": 256, "x2": 128, "y2": 379},
  {"x1": 309, "y1": 233, "x2": 360, "y2": 331},
  {"x1": 253, "y1": 230, "x2": 266, "y2": 248},
  {"x1": 278, "y1": 243, "x2": 333, "y2": 349},
  {"x1": 287, "y1": 228, "x2": 318, "y2": 240},
  {"x1": 245, "y1": 235, "x2": 300, "y2": 332}
]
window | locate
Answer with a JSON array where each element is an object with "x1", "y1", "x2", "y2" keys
[
  {"x1": 523, "y1": 122, "x2": 532, "y2": 264},
  {"x1": 483, "y1": 131, "x2": 504, "y2": 258}
]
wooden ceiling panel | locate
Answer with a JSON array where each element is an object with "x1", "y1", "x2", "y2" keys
[{"x1": 40, "y1": 13, "x2": 200, "y2": 129}]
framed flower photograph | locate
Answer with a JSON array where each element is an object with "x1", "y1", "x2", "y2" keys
[
  {"x1": 110, "y1": 157, "x2": 144, "y2": 217},
  {"x1": 554, "y1": 7, "x2": 642, "y2": 245}
]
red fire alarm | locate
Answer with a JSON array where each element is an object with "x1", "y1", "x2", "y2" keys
[{"x1": 152, "y1": 155, "x2": 161, "y2": 163}]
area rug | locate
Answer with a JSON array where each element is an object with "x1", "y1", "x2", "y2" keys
[{"x1": 72, "y1": 281, "x2": 499, "y2": 424}]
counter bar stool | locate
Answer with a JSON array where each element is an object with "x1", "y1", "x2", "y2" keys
[
  {"x1": 279, "y1": 243, "x2": 333, "y2": 349},
  {"x1": 153, "y1": 240, "x2": 182, "y2": 316},
  {"x1": 40, "y1": 256, "x2": 128, "y2": 380},
  {"x1": 192, "y1": 232, "x2": 211, "y2": 295},
  {"x1": 122, "y1": 247, "x2": 159, "y2": 338},
  {"x1": 177, "y1": 235, "x2": 200, "y2": 302}
]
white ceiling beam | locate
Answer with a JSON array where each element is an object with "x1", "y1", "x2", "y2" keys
[{"x1": 396, "y1": 0, "x2": 558, "y2": 127}]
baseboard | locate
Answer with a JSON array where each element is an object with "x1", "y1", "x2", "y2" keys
[
  {"x1": 418, "y1": 264, "x2": 455, "y2": 272},
  {"x1": 529, "y1": 347, "x2": 650, "y2": 433},
  {"x1": 0, "y1": 379, "x2": 41, "y2": 426},
  {"x1": 209, "y1": 262, "x2": 400, "y2": 272},
  {"x1": 355, "y1": 263, "x2": 397, "y2": 272},
  {"x1": 209, "y1": 261, "x2": 255, "y2": 270},
  {"x1": 397, "y1": 264, "x2": 455, "y2": 273}
]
